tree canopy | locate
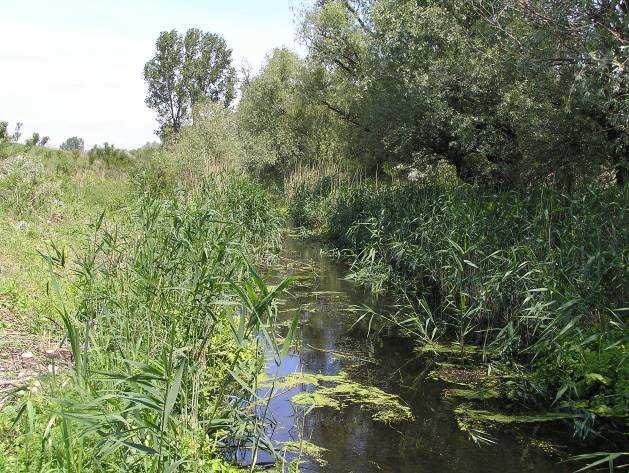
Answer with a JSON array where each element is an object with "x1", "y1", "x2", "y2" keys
[
  {"x1": 265, "y1": 0, "x2": 628, "y2": 187},
  {"x1": 144, "y1": 28, "x2": 237, "y2": 136}
]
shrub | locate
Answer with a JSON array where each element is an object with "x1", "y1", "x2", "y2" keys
[
  {"x1": 88, "y1": 142, "x2": 132, "y2": 167},
  {"x1": 60, "y1": 136, "x2": 85, "y2": 152}
]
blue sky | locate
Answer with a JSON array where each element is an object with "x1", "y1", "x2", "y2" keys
[{"x1": 0, "y1": 0, "x2": 299, "y2": 148}]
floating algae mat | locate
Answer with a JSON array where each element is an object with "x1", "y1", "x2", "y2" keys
[
  {"x1": 281, "y1": 440, "x2": 328, "y2": 467},
  {"x1": 278, "y1": 372, "x2": 414, "y2": 424},
  {"x1": 454, "y1": 405, "x2": 579, "y2": 425}
]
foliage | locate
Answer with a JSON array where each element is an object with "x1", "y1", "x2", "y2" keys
[
  {"x1": 294, "y1": 0, "x2": 628, "y2": 186},
  {"x1": 136, "y1": 103, "x2": 247, "y2": 197},
  {"x1": 0, "y1": 121, "x2": 8, "y2": 141},
  {"x1": 294, "y1": 179, "x2": 627, "y2": 431},
  {"x1": 25, "y1": 132, "x2": 49, "y2": 148},
  {"x1": 0, "y1": 121, "x2": 10, "y2": 158},
  {"x1": 234, "y1": 6, "x2": 628, "y2": 451},
  {"x1": 0, "y1": 121, "x2": 23, "y2": 143},
  {"x1": 0, "y1": 139, "x2": 290, "y2": 471},
  {"x1": 60, "y1": 136, "x2": 85, "y2": 152},
  {"x1": 1, "y1": 122, "x2": 24, "y2": 158},
  {"x1": 237, "y1": 49, "x2": 346, "y2": 180},
  {"x1": 87, "y1": 143, "x2": 131, "y2": 168},
  {"x1": 144, "y1": 29, "x2": 237, "y2": 136}
]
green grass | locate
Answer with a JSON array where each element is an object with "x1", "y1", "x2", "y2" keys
[
  {"x1": 0, "y1": 145, "x2": 294, "y2": 471},
  {"x1": 0, "y1": 146, "x2": 133, "y2": 333}
]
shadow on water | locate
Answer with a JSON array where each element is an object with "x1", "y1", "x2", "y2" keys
[{"x1": 242, "y1": 238, "x2": 571, "y2": 472}]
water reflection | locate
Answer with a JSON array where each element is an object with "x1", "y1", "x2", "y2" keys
[{"x1": 251, "y1": 239, "x2": 569, "y2": 473}]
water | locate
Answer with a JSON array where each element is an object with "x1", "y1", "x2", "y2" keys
[{"x1": 248, "y1": 238, "x2": 570, "y2": 472}]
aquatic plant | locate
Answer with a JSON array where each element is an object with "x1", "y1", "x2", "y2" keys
[{"x1": 275, "y1": 372, "x2": 414, "y2": 425}]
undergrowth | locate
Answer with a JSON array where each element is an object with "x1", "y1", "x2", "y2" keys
[
  {"x1": 288, "y1": 174, "x2": 628, "y2": 445},
  {"x1": 0, "y1": 142, "x2": 295, "y2": 471}
]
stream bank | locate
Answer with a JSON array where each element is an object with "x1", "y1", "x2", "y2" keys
[{"x1": 248, "y1": 238, "x2": 575, "y2": 472}]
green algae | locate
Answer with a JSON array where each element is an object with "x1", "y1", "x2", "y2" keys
[
  {"x1": 281, "y1": 440, "x2": 328, "y2": 466},
  {"x1": 454, "y1": 403, "x2": 578, "y2": 433},
  {"x1": 444, "y1": 388, "x2": 500, "y2": 401},
  {"x1": 429, "y1": 363, "x2": 498, "y2": 389},
  {"x1": 277, "y1": 371, "x2": 414, "y2": 424},
  {"x1": 273, "y1": 372, "x2": 345, "y2": 390},
  {"x1": 417, "y1": 341, "x2": 481, "y2": 357}
]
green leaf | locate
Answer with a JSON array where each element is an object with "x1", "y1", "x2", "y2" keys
[
  {"x1": 162, "y1": 361, "x2": 186, "y2": 430},
  {"x1": 120, "y1": 440, "x2": 159, "y2": 456},
  {"x1": 281, "y1": 313, "x2": 300, "y2": 359}
]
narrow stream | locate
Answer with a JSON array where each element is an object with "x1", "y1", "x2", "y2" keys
[{"x1": 251, "y1": 238, "x2": 570, "y2": 472}]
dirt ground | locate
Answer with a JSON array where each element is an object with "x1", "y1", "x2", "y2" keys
[{"x1": 0, "y1": 304, "x2": 70, "y2": 403}]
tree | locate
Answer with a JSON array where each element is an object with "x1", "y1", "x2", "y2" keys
[
  {"x1": 25, "y1": 132, "x2": 49, "y2": 148},
  {"x1": 238, "y1": 48, "x2": 346, "y2": 178},
  {"x1": 144, "y1": 29, "x2": 237, "y2": 136},
  {"x1": 12, "y1": 122, "x2": 22, "y2": 142},
  {"x1": 60, "y1": 136, "x2": 85, "y2": 152},
  {"x1": 0, "y1": 122, "x2": 22, "y2": 158},
  {"x1": 298, "y1": 0, "x2": 628, "y2": 187}
]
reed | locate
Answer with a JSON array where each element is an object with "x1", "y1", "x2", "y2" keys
[
  {"x1": 1, "y1": 160, "x2": 293, "y2": 471},
  {"x1": 290, "y1": 174, "x2": 627, "y2": 441}
]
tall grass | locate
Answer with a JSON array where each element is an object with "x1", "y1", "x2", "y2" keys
[
  {"x1": 289, "y1": 174, "x2": 627, "y2": 436},
  {"x1": 1, "y1": 155, "x2": 293, "y2": 470}
]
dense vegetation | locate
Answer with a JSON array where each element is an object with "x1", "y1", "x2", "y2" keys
[
  {"x1": 1, "y1": 0, "x2": 627, "y2": 471},
  {"x1": 0, "y1": 135, "x2": 297, "y2": 470},
  {"x1": 240, "y1": 1, "x2": 627, "y2": 184},
  {"x1": 233, "y1": 0, "x2": 628, "y2": 462},
  {"x1": 290, "y1": 179, "x2": 627, "y2": 422}
]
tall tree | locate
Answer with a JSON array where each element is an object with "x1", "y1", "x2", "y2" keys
[
  {"x1": 298, "y1": 0, "x2": 627, "y2": 187},
  {"x1": 144, "y1": 29, "x2": 237, "y2": 136}
]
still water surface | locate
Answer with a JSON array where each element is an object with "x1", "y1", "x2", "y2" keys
[{"x1": 247, "y1": 239, "x2": 569, "y2": 472}]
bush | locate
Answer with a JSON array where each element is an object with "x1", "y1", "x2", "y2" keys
[
  {"x1": 88, "y1": 142, "x2": 132, "y2": 167},
  {"x1": 0, "y1": 155, "x2": 58, "y2": 214},
  {"x1": 137, "y1": 103, "x2": 246, "y2": 196},
  {"x1": 60, "y1": 136, "x2": 85, "y2": 152}
]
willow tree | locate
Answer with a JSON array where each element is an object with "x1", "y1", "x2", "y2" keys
[
  {"x1": 299, "y1": 0, "x2": 627, "y2": 187},
  {"x1": 144, "y1": 29, "x2": 237, "y2": 137}
]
